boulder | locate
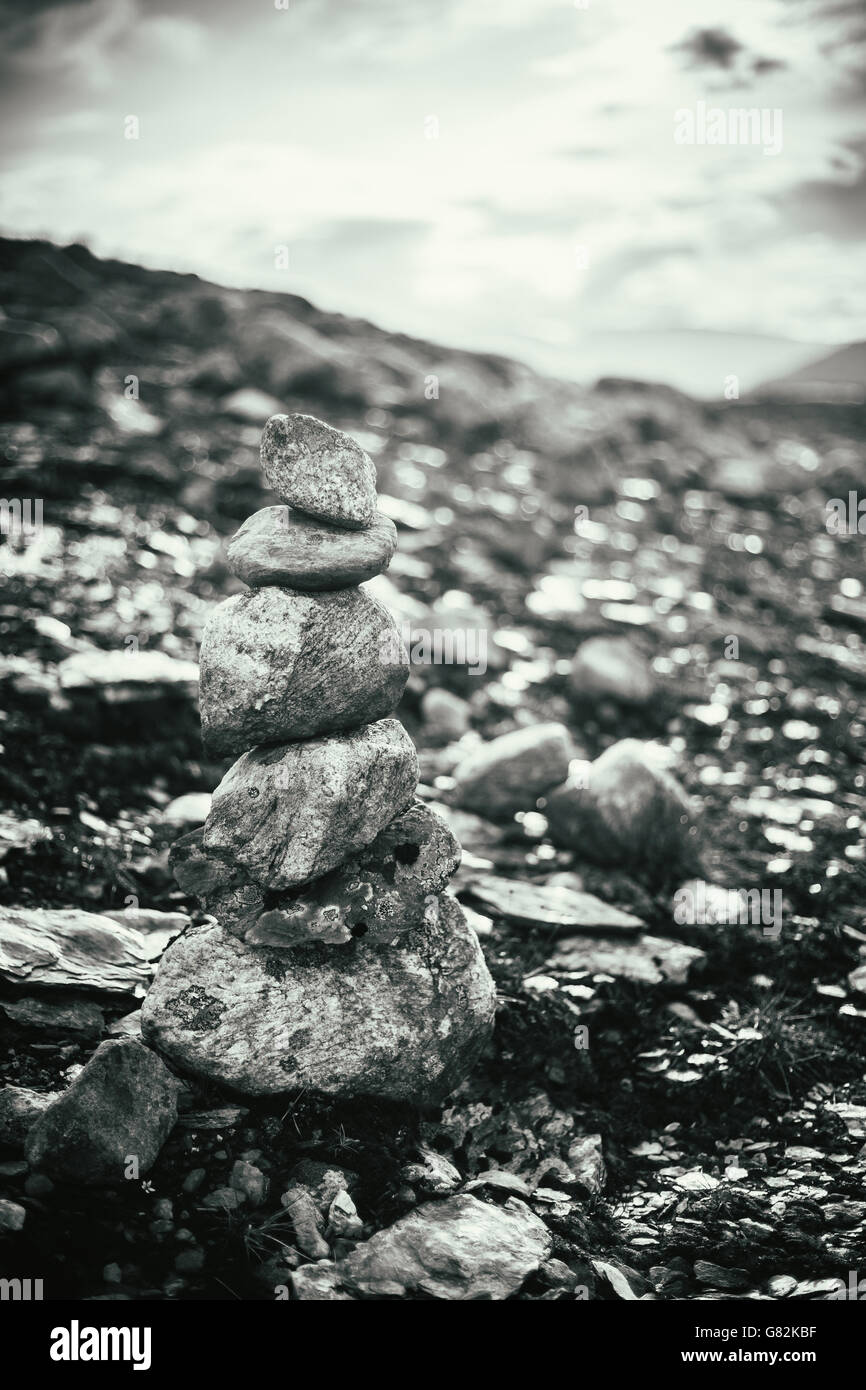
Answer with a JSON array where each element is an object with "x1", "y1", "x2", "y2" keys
[
  {"x1": 260, "y1": 413, "x2": 377, "y2": 529},
  {"x1": 420, "y1": 687, "x2": 472, "y2": 742},
  {"x1": 227, "y1": 505, "x2": 396, "y2": 590},
  {"x1": 25, "y1": 1038, "x2": 180, "y2": 1184},
  {"x1": 452, "y1": 723, "x2": 573, "y2": 817},
  {"x1": 0, "y1": 1084, "x2": 59, "y2": 1149},
  {"x1": 570, "y1": 636, "x2": 655, "y2": 704},
  {"x1": 203, "y1": 719, "x2": 418, "y2": 890},
  {"x1": 141, "y1": 895, "x2": 495, "y2": 1102},
  {"x1": 199, "y1": 586, "x2": 409, "y2": 756},
  {"x1": 545, "y1": 739, "x2": 696, "y2": 877},
  {"x1": 331, "y1": 1194, "x2": 551, "y2": 1299}
]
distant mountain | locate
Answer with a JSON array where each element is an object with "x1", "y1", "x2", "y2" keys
[
  {"x1": 752, "y1": 341, "x2": 866, "y2": 403},
  {"x1": 505, "y1": 328, "x2": 827, "y2": 402}
]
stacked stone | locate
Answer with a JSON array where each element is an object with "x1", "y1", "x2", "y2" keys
[{"x1": 142, "y1": 413, "x2": 495, "y2": 1103}]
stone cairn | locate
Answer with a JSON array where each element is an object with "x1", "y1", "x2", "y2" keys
[{"x1": 142, "y1": 413, "x2": 496, "y2": 1104}]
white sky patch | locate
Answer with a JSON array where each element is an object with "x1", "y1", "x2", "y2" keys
[{"x1": 0, "y1": 0, "x2": 863, "y2": 391}]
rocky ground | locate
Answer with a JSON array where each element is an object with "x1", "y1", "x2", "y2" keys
[{"x1": 1, "y1": 236, "x2": 865, "y2": 1301}]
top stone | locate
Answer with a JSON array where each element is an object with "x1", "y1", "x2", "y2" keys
[{"x1": 260, "y1": 413, "x2": 378, "y2": 531}]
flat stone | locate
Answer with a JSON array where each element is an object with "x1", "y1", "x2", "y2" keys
[
  {"x1": 260, "y1": 413, "x2": 377, "y2": 530},
  {"x1": 25, "y1": 1038, "x2": 180, "y2": 1184},
  {"x1": 58, "y1": 649, "x2": 198, "y2": 703},
  {"x1": 220, "y1": 387, "x2": 284, "y2": 422},
  {"x1": 452, "y1": 723, "x2": 573, "y2": 817},
  {"x1": 545, "y1": 739, "x2": 696, "y2": 876},
  {"x1": 331, "y1": 1195, "x2": 552, "y2": 1299},
  {"x1": 203, "y1": 719, "x2": 418, "y2": 890},
  {"x1": 570, "y1": 636, "x2": 655, "y2": 704},
  {"x1": 162, "y1": 792, "x2": 212, "y2": 827},
  {"x1": 200, "y1": 586, "x2": 408, "y2": 756},
  {"x1": 464, "y1": 874, "x2": 644, "y2": 934},
  {"x1": 140, "y1": 895, "x2": 495, "y2": 1102},
  {"x1": 0, "y1": 907, "x2": 151, "y2": 996},
  {"x1": 227, "y1": 505, "x2": 397, "y2": 590},
  {"x1": 0, "y1": 995, "x2": 105, "y2": 1040},
  {"x1": 247, "y1": 800, "x2": 460, "y2": 946},
  {"x1": 101, "y1": 909, "x2": 190, "y2": 962},
  {"x1": 546, "y1": 933, "x2": 706, "y2": 985}
]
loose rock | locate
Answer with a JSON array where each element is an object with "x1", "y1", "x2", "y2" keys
[
  {"x1": 0, "y1": 1084, "x2": 59, "y2": 1148},
  {"x1": 25, "y1": 1038, "x2": 180, "y2": 1185},
  {"x1": 421, "y1": 687, "x2": 471, "y2": 742},
  {"x1": 331, "y1": 1194, "x2": 552, "y2": 1299},
  {"x1": 545, "y1": 738, "x2": 696, "y2": 876},
  {"x1": 260, "y1": 413, "x2": 378, "y2": 529},
  {"x1": 200, "y1": 585, "x2": 409, "y2": 755},
  {"x1": 0, "y1": 1199, "x2": 26, "y2": 1233},
  {"x1": 0, "y1": 907, "x2": 151, "y2": 996},
  {"x1": 570, "y1": 635, "x2": 655, "y2": 704},
  {"x1": 452, "y1": 723, "x2": 574, "y2": 817}
]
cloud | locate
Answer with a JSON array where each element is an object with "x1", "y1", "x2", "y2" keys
[{"x1": 673, "y1": 27, "x2": 745, "y2": 70}]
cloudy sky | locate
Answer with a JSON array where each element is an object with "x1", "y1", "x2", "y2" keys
[{"x1": 1, "y1": 0, "x2": 864, "y2": 392}]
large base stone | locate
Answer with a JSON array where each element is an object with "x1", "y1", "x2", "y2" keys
[{"x1": 140, "y1": 895, "x2": 496, "y2": 1102}]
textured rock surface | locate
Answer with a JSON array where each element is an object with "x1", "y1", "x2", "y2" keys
[
  {"x1": 200, "y1": 585, "x2": 408, "y2": 756},
  {"x1": 331, "y1": 1194, "x2": 552, "y2": 1299},
  {"x1": 260, "y1": 412, "x2": 377, "y2": 529},
  {"x1": 452, "y1": 723, "x2": 573, "y2": 817},
  {"x1": 0, "y1": 907, "x2": 151, "y2": 995},
  {"x1": 464, "y1": 874, "x2": 644, "y2": 933},
  {"x1": 0, "y1": 1084, "x2": 59, "y2": 1148},
  {"x1": 141, "y1": 895, "x2": 496, "y2": 1101},
  {"x1": 25, "y1": 1038, "x2": 180, "y2": 1184},
  {"x1": 170, "y1": 827, "x2": 266, "y2": 933},
  {"x1": 248, "y1": 800, "x2": 460, "y2": 946},
  {"x1": 203, "y1": 719, "x2": 418, "y2": 890},
  {"x1": 0, "y1": 995, "x2": 105, "y2": 1040},
  {"x1": 227, "y1": 505, "x2": 397, "y2": 590},
  {"x1": 570, "y1": 635, "x2": 655, "y2": 704},
  {"x1": 545, "y1": 738, "x2": 696, "y2": 874},
  {"x1": 546, "y1": 933, "x2": 706, "y2": 985}
]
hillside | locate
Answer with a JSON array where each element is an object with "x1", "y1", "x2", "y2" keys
[{"x1": 2, "y1": 236, "x2": 866, "y2": 1303}]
